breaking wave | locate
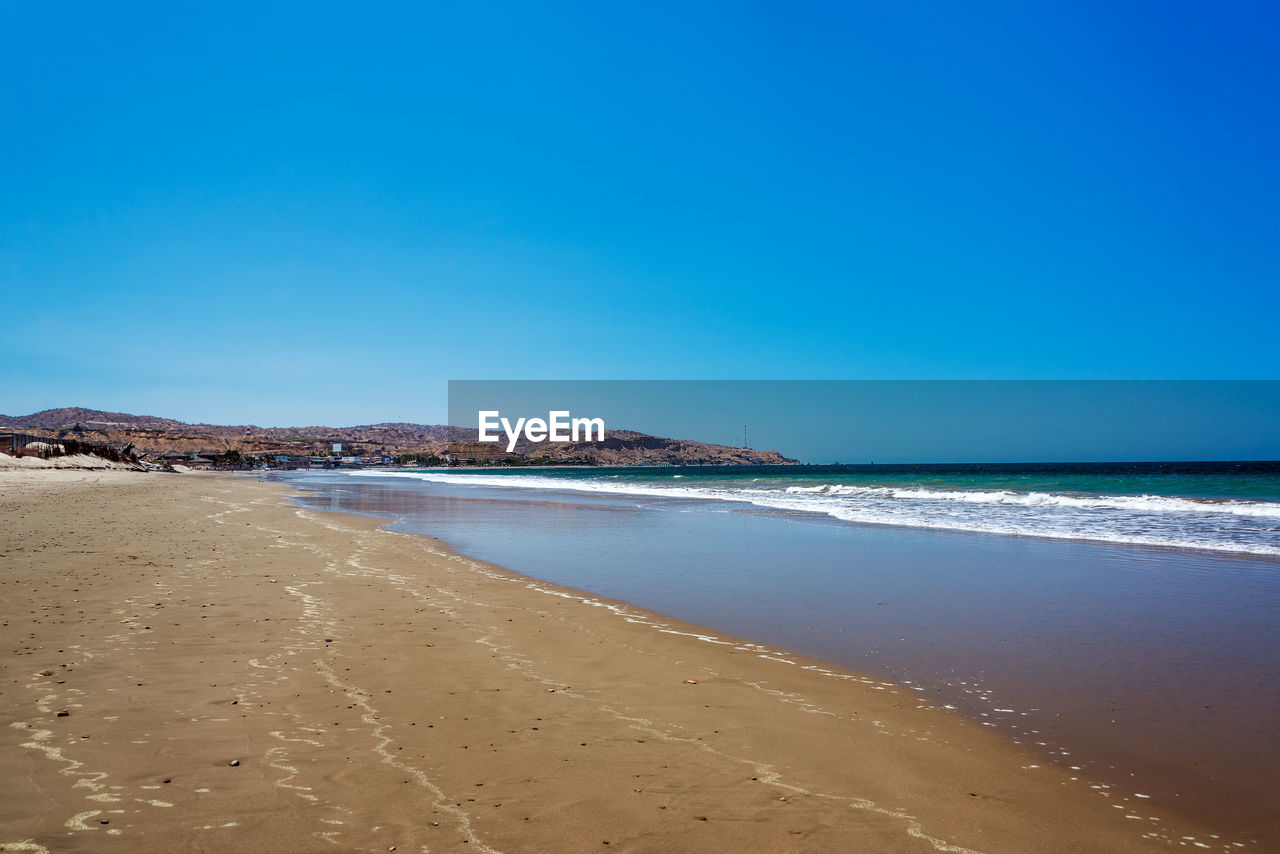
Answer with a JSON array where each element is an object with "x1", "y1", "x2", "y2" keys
[{"x1": 351, "y1": 471, "x2": 1280, "y2": 556}]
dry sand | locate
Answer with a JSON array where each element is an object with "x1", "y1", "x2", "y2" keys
[
  {"x1": 0, "y1": 452, "x2": 142, "y2": 471},
  {"x1": 0, "y1": 470, "x2": 1226, "y2": 853}
]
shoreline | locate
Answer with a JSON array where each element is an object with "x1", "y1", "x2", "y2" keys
[
  {"x1": 346, "y1": 466, "x2": 1280, "y2": 559},
  {"x1": 356, "y1": 468, "x2": 1280, "y2": 564},
  {"x1": 0, "y1": 470, "x2": 1243, "y2": 852},
  {"x1": 282, "y1": 468, "x2": 1280, "y2": 843}
]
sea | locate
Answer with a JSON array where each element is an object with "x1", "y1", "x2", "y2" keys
[{"x1": 273, "y1": 462, "x2": 1280, "y2": 846}]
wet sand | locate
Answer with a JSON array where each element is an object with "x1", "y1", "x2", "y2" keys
[{"x1": 0, "y1": 470, "x2": 1235, "y2": 852}]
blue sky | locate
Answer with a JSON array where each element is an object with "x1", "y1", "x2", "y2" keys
[{"x1": 2, "y1": 2, "x2": 1277, "y2": 427}]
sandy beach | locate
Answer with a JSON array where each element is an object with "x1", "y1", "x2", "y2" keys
[{"x1": 1, "y1": 470, "x2": 1228, "y2": 853}]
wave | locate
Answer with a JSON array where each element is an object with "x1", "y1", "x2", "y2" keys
[
  {"x1": 782, "y1": 484, "x2": 1280, "y2": 519},
  {"x1": 349, "y1": 471, "x2": 1280, "y2": 556},
  {"x1": 749, "y1": 494, "x2": 1280, "y2": 555}
]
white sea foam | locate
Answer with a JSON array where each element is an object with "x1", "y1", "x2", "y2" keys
[
  {"x1": 350, "y1": 471, "x2": 1280, "y2": 555},
  {"x1": 783, "y1": 483, "x2": 1280, "y2": 518}
]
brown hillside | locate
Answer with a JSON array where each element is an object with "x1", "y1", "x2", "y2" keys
[{"x1": 0, "y1": 408, "x2": 797, "y2": 465}]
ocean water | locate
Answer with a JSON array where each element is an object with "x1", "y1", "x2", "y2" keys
[
  {"x1": 275, "y1": 462, "x2": 1280, "y2": 845},
  {"x1": 350, "y1": 462, "x2": 1280, "y2": 556}
]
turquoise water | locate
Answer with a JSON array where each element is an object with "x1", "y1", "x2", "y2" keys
[{"x1": 483, "y1": 461, "x2": 1280, "y2": 500}]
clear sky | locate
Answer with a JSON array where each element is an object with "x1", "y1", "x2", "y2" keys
[{"x1": 2, "y1": 2, "x2": 1277, "y2": 427}]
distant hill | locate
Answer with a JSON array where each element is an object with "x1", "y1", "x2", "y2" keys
[
  {"x1": 0, "y1": 408, "x2": 797, "y2": 466},
  {"x1": 1, "y1": 407, "x2": 188, "y2": 432}
]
